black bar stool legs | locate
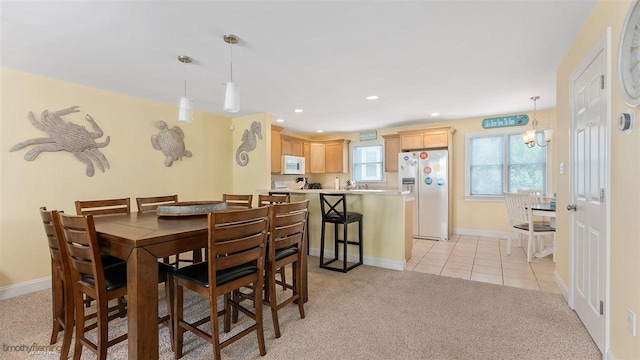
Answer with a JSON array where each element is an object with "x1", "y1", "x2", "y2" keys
[{"x1": 319, "y1": 193, "x2": 363, "y2": 273}]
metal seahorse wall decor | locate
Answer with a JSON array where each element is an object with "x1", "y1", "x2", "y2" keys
[
  {"x1": 235, "y1": 121, "x2": 262, "y2": 166},
  {"x1": 151, "y1": 120, "x2": 192, "y2": 167},
  {"x1": 9, "y1": 106, "x2": 111, "y2": 177}
]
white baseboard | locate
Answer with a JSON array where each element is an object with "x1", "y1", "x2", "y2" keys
[
  {"x1": 554, "y1": 271, "x2": 570, "y2": 305},
  {"x1": 309, "y1": 248, "x2": 404, "y2": 271},
  {"x1": 606, "y1": 349, "x2": 617, "y2": 360},
  {"x1": 453, "y1": 228, "x2": 510, "y2": 239},
  {"x1": 0, "y1": 276, "x2": 51, "y2": 301}
]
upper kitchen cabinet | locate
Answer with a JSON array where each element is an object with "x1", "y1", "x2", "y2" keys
[
  {"x1": 281, "y1": 134, "x2": 303, "y2": 156},
  {"x1": 303, "y1": 141, "x2": 311, "y2": 173},
  {"x1": 309, "y1": 139, "x2": 350, "y2": 174},
  {"x1": 325, "y1": 140, "x2": 350, "y2": 173},
  {"x1": 398, "y1": 126, "x2": 455, "y2": 151},
  {"x1": 271, "y1": 125, "x2": 283, "y2": 174},
  {"x1": 382, "y1": 134, "x2": 400, "y2": 172},
  {"x1": 309, "y1": 142, "x2": 326, "y2": 173}
]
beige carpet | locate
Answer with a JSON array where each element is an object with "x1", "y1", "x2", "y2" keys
[{"x1": 0, "y1": 257, "x2": 601, "y2": 359}]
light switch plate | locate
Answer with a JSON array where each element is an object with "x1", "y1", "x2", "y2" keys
[
  {"x1": 628, "y1": 310, "x2": 636, "y2": 336},
  {"x1": 560, "y1": 162, "x2": 565, "y2": 174}
]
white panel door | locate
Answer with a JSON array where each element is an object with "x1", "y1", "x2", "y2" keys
[{"x1": 570, "y1": 41, "x2": 606, "y2": 352}]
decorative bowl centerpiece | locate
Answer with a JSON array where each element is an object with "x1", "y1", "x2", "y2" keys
[{"x1": 156, "y1": 201, "x2": 227, "y2": 217}]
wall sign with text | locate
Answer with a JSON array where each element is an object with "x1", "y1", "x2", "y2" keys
[{"x1": 482, "y1": 114, "x2": 529, "y2": 129}]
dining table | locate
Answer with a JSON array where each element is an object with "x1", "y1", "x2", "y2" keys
[
  {"x1": 530, "y1": 202, "x2": 556, "y2": 258},
  {"x1": 92, "y1": 210, "x2": 308, "y2": 360}
]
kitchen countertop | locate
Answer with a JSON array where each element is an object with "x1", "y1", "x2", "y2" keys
[{"x1": 263, "y1": 189, "x2": 410, "y2": 196}]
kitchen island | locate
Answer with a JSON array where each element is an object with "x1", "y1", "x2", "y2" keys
[{"x1": 262, "y1": 189, "x2": 413, "y2": 270}]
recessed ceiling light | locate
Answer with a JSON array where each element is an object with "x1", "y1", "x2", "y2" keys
[
  {"x1": 294, "y1": 109, "x2": 303, "y2": 113},
  {"x1": 276, "y1": 119, "x2": 285, "y2": 123},
  {"x1": 430, "y1": 112, "x2": 440, "y2": 117},
  {"x1": 316, "y1": 130, "x2": 324, "y2": 133},
  {"x1": 366, "y1": 95, "x2": 379, "y2": 100}
]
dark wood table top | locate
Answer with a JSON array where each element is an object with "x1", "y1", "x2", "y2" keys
[{"x1": 93, "y1": 211, "x2": 208, "y2": 247}]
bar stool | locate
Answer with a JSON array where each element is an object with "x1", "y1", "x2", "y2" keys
[{"x1": 319, "y1": 193, "x2": 363, "y2": 272}]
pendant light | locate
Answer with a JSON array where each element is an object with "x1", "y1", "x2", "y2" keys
[
  {"x1": 223, "y1": 34, "x2": 240, "y2": 113},
  {"x1": 178, "y1": 55, "x2": 194, "y2": 123},
  {"x1": 522, "y1": 96, "x2": 553, "y2": 148}
]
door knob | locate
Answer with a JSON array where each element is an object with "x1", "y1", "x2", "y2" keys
[{"x1": 567, "y1": 204, "x2": 577, "y2": 211}]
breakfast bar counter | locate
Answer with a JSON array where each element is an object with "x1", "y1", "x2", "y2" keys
[{"x1": 261, "y1": 189, "x2": 413, "y2": 270}]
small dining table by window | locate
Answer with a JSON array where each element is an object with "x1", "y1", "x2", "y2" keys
[{"x1": 92, "y1": 210, "x2": 308, "y2": 359}]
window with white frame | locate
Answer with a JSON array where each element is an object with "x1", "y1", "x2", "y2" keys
[
  {"x1": 465, "y1": 130, "x2": 549, "y2": 199},
  {"x1": 351, "y1": 142, "x2": 384, "y2": 182}
]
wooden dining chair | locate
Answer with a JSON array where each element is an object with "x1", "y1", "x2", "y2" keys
[
  {"x1": 258, "y1": 194, "x2": 290, "y2": 207},
  {"x1": 172, "y1": 207, "x2": 269, "y2": 360},
  {"x1": 263, "y1": 200, "x2": 309, "y2": 338},
  {"x1": 503, "y1": 192, "x2": 555, "y2": 262},
  {"x1": 222, "y1": 194, "x2": 253, "y2": 209},
  {"x1": 75, "y1": 197, "x2": 131, "y2": 216},
  {"x1": 75, "y1": 198, "x2": 130, "y2": 307},
  {"x1": 257, "y1": 193, "x2": 291, "y2": 289},
  {"x1": 136, "y1": 195, "x2": 195, "y2": 266},
  {"x1": 135, "y1": 194, "x2": 178, "y2": 213},
  {"x1": 39, "y1": 207, "x2": 74, "y2": 360},
  {"x1": 58, "y1": 212, "x2": 174, "y2": 360}
]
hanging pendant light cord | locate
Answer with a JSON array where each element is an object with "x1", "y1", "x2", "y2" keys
[
  {"x1": 229, "y1": 41, "x2": 234, "y2": 83},
  {"x1": 184, "y1": 60, "x2": 188, "y2": 98}
]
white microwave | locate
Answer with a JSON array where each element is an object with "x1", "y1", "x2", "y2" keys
[{"x1": 282, "y1": 155, "x2": 305, "y2": 175}]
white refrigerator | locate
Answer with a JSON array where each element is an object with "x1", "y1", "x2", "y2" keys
[{"x1": 398, "y1": 150, "x2": 449, "y2": 241}]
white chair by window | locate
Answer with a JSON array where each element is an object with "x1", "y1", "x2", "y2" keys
[{"x1": 504, "y1": 192, "x2": 556, "y2": 262}]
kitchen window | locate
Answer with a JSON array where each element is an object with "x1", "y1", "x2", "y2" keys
[
  {"x1": 351, "y1": 142, "x2": 384, "y2": 182},
  {"x1": 465, "y1": 129, "x2": 551, "y2": 201}
]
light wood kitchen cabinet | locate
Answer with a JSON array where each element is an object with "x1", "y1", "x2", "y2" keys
[
  {"x1": 382, "y1": 134, "x2": 400, "y2": 172},
  {"x1": 281, "y1": 135, "x2": 303, "y2": 156},
  {"x1": 400, "y1": 132, "x2": 423, "y2": 150},
  {"x1": 308, "y1": 139, "x2": 350, "y2": 174},
  {"x1": 325, "y1": 140, "x2": 349, "y2": 173},
  {"x1": 309, "y1": 143, "x2": 326, "y2": 173},
  {"x1": 398, "y1": 126, "x2": 455, "y2": 150},
  {"x1": 423, "y1": 132, "x2": 448, "y2": 148},
  {"x1": 271, "y1": 125, "x2": 283, "y2": 174},
  {"x1": 303, "y1": 141, "x2": 310, "y2": 174}
]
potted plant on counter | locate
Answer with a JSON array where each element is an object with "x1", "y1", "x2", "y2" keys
[{"x1": 344, "y1": 179, "x2": 356, "y2": 190}]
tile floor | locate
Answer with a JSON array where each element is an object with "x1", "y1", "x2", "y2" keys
[{"x1": 406, "y1": 234, "x2": 560, "y2": 294}]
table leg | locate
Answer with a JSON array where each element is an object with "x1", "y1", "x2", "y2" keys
[{"x1": 127, "y1": 248, "x2": 159, "y2": 359}]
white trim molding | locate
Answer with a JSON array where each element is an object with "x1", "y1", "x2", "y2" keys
[
  {"x1": 0, "y1": 276, "x2": 51, "y2": 301},
  {"x1": 454, "y1": 228, "x2": 510, "y2": 239}
]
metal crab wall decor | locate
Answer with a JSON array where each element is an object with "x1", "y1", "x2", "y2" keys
[
  {"x1": 9, "y1": 106, "x2": 111, "y2": 177},
  {"x1": 151, "y1": 120, "x2": 192, "y2": 167},
  {"x1": 235, "y1": 121, "x2": 262, "y2": 167}
]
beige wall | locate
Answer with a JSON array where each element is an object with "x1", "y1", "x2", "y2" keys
[
  {"x1": 556, "y1": 1, "x2": 640, "y2": 358},
  {"x1": 280, "y1": 108, "x2": 555, "y2": 235},
  {"x1": 0, "y1": 68, "x2": 234, "y2": 287}
]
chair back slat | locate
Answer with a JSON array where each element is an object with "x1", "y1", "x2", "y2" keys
[
  {"x1": 258, "y1": 194, "x2": 290, "y2": 207},
  {"x1": 222, "y1": 194, "x2": 253, "y2": 209},
  {"x1": 216, "y1": 246, "x2": 263, "y2": 270},
  {"x1": 75, "y1": 198, "x2": 131, "y2": 216},
  {"x1": 207, "y1": 207, "x2": 269, "y2": 283},
  {"x1": 136, "y1": 195, "x2": 178, "y2": 213}
]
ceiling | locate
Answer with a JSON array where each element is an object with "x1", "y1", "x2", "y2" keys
[{"x1": 1, "y1": 1, "x2": 597, "y2": 134}]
